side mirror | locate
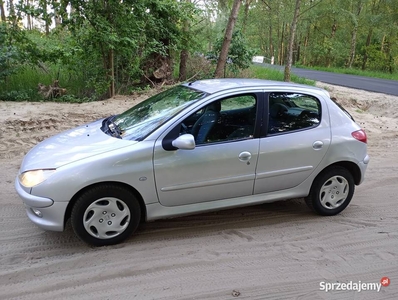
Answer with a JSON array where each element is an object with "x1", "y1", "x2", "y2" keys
[{"x1": 172, "y1": 134, "x2": 196, "y2": 150}]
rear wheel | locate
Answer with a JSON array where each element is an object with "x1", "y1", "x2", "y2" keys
[
  {"x1": 305, "y1": 166, "x2": 354, "y2": 216},
  {"x1": 71, "y1": 184, "x2": 141, "y2": 246}
]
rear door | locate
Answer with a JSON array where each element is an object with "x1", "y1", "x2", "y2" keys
[{"x1": 254, "y1": 91, "x2": 331, "y2": 194}]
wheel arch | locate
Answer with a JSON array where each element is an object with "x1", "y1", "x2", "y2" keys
[
  {"x1": 64, "y1": 182, "x2": 147, "y2": 227},
  {"x1": 317, "y1": 161, "x2": 361, "y2": 185}
]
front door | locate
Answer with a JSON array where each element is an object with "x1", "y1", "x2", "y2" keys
[{"x1": 154, "y1": 93, "x2": 261, "y2": 207}]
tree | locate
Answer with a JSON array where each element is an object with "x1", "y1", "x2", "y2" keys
[
  {"x1": 284, "y1": 0, "x2": 301, "y2": 81},
  {"x1": 58, "y1": 0, "x2": 188, "y2": 98},
  {"x1": 0, "y1": 0, "x2": 6, "y2": 22},
  {"x1": 345, "y1": 0, "x2": 364, "y2": 68},
  {"x1": 178, "y1": 0, "x2": 191, "y2": 81},
  {"x1": 214, "y1": 0, "x2": 242, "y2": 78},
  {"x1": 210, "y1": 30, "x2": 255, "y2": 76}
]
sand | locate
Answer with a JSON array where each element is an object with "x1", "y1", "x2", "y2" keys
[{"x1": 0, "y1": 83, "x2": 397, "y2": 299}]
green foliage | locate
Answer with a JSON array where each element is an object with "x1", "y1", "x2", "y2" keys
[
  {"x1": 65, "y1": 0, "x2": 192, "y2": 97},
  {"x1": 361, "y1": 44, "x2": 395, "y2": 73},
  {"x1": 0, "y1": 24, "x2": 14, "y2": 81},
  {"x1": 0, "y1": 23, "x2": 25, "y2": 82},
  {"x1": 0, "y1": 90, "x2": 33, "y2": 101},
  {"x1": 1, "y1": 0, "x2": 200, "y2": 100},
  {"x1": 1, "y1": 0, "x2": 397, "y2": 102},
  {"x1": 208, "y1": 30, "x2": 256, "y2": 75},
  {"x1": 242, "y1": 0, "x2": 397, "y2": 73}
]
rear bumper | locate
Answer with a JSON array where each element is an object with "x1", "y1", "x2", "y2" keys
[
  {"x1": 358, "y1": 154, "x2": 370, "y2": 185},
  {"x1": 15, "y1": 178, "x2": 67, "y2": 232}
]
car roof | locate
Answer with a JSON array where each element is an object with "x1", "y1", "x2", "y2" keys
[{"x1": 183, "y1": 78, "x2": 329, "y2": 96}]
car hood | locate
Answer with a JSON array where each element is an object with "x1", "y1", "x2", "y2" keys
[{"x1": 20, "y1": 119, "x2": 137, "y2": 172}]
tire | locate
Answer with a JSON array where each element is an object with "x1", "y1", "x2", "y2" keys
[
  {"x1": 71, "y1": 184, "x2": 141, "y2": 246},
  {"x1": 305, "y1": 166, "x2": 354, "y2": 216}
]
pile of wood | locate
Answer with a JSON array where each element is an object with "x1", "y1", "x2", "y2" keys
[
  {"x1": 38, "y1": 80, "x2": 67, "y2": 99},
  {"x1": 153, "y1": 59, "x2": 171, "y2": 81}
]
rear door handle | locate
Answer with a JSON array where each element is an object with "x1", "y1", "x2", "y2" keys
[{"x1": 312, "y1": 141, "x2": 324, "y2": 150}]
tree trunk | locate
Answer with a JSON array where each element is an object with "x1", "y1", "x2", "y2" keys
[
  {"x1": 284, "y1": 0, "x2": 301, "y2": 82},
  {"x1": 8, "y1": 0, "x2": 17, "y2": 26},
  {"x1": 108, "y1": 49, "x2": 115, "y2": 98},
  {"x1": 26, "y1": 0, "x2": 32, "y2": 29},
  {"x1": 361, "y1": 0, "x2": 380, "y2": 70},
  {"x1": 346, "y1": 25, "x2": 358, "y2": 68},
  {"x1": 179, "y1": 50, "x2": 188, "y2": 81},
  {"x1": 60, "y1": 0, "x2": 69, "y2": 24},
  {"x1": 381, "y1": 34, "x2": 385, "y2": 51},
  {"x1": 331, "y1": 19, "x2": 337, "y2": 38},
  {"x1": 0, "y1": 0, "x2": 6, "y2": 22},
  {"x1": 54, "y1": 0, "x2": 62, "y2": 27},
  {"x1": 178, "y1": 0, "x2": 190, "y2": 82},
  {"x1": 8, "y1": 0, "x2": 15, "y2": 15},
  {"x1": 214, "y1": 0, "x2": 242, "y2": 78},
  {"x1": 41, "y1": 0, "x2": 50, "y2": 35},
  {"x1": 269, "y1": 22, "x2": 274, "y2": 58},
  {"x1": 242, "y1": 0, "x2": 252, "y2": 33},
  {"x1": 346, "y1": 1, "x2": 363, "y2": 68},
  {"x1": 296, "y1": 40, "x2": 300, "y2": 64},
  {"x1": 361, "y1": 29, "x2": 372, "y2": 70},
  {"x1": 279, "y1": 22, "x2": 285, "y2": 65},
  {"x1": 302, "y1": 23, "x2": 310, "y2": 65}
]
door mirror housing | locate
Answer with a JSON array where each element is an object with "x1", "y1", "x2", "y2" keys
[{"x1": 172, "y1": 134, "x2": 196, "y2": 150}]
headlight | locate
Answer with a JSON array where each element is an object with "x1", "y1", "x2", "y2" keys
[{"x1": 19, "y1": 169, "x2": 56, "y2": 188}]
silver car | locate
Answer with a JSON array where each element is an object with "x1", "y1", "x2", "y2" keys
[{"x1": 15, "y1": 79, "x2": 369, "y2": 246}]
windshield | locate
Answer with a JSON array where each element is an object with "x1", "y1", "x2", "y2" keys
[{"x1": 113, "y1": 85, "x2": 206, "y2": 140}]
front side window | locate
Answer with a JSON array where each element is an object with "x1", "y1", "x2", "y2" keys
[
  {"x1": 111, "y1": 86, "x2": 206, "y2": 140},
  {"x1": 268, "y1": 92, "x2": 321, "y2": 134},
  {"x1": 182, "y1": 94, "x2": 257, "y2": 145}
]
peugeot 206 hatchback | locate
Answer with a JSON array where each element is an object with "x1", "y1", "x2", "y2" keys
[{"x1": 15, "y1": 79, "x2": 369, "y2": 246}]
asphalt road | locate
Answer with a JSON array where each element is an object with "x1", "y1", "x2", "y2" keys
[{"x1": 260, "y1": 63, "x2": 398, "y2": 96}]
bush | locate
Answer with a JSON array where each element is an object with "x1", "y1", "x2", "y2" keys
[{"x1": 185, "y1": 54, "x2": 215, "y2": 80}]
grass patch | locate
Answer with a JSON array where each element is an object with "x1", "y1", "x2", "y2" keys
[
  {"x1": 248, "y1": 64, "x2": 315, "y2": 85},
  {"x1": 295, "y1": 65, "x2": 398, "y2": 81},
  {"x1": 0, "y1": 65, "x2": 87, "y2": 102}
]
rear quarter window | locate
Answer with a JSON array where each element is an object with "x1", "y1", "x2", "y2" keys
[{"x1": 330, "y1": 97, "x2": 355, "y2": 121}]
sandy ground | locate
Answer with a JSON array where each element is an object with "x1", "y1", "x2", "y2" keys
[{"x1": 0, "y1": 83, "x2": 397, "y2": 300}]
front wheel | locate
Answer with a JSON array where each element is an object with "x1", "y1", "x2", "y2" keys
[
  {"x1": 71, "y1": 184, "x2": 141, "y2": 246},
  {"x1": 305, "y1": 166, "x2": 354, "y2": 216}
]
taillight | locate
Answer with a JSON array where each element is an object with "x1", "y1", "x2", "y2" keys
[{"x1": 352, "y1": 129, "x2": 367, "y2": 144}]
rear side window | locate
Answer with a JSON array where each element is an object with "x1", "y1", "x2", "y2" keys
[{"x1": 268, "y1": 92, "x2": 321, "y2": 134}]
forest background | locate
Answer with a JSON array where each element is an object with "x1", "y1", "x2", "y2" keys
[{"x1": 0, "y1": 0, "x2": 397, "y2": 102}]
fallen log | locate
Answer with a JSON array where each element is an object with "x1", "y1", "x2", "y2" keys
[{"x1": 38, "y1": 80, "x2": 67, "y2": 99}]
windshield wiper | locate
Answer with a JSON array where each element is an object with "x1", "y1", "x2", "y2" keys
[{"x1": 104, "y1": 115, "x2": 123, "y2": 138}]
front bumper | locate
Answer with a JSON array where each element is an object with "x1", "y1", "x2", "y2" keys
[{"x1": 15, "y1": 178, "x2": 68, "y2": 232}]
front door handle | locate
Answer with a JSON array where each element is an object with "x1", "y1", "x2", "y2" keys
[{"x1": 238, "y1": 151, "x2": 252, "y2": 162}]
